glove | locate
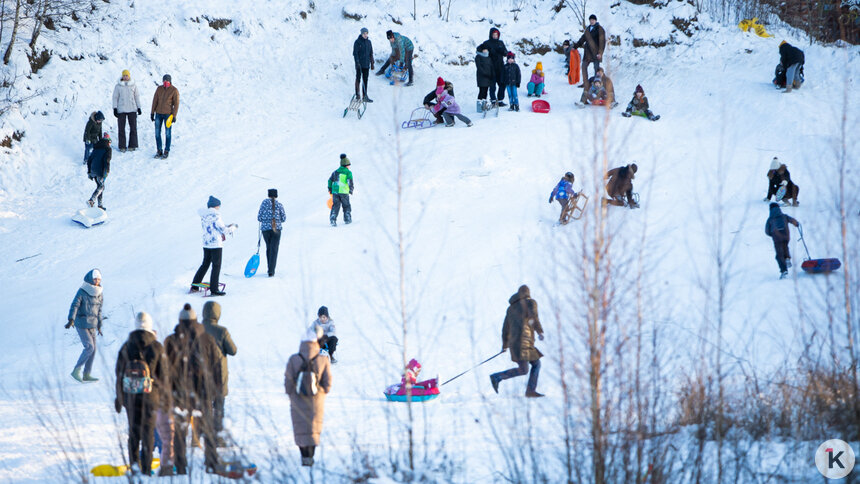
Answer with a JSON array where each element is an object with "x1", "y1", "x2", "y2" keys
[
  {"x1": 137, "y1": 108, "x2": 142, "y2": 115},
  {"x1": 221, "y1": 234, "x2": 226, "y2": 241},
  {"x1": 97, "y1": 329, "x2": 103, "y2": 336},
  {"x1": 114, "y1": 398, "x2": 122, "y2": 413},
  {"x1": 64, "y1": 319, "x2": 74, "y2": 329},
  {"x1": 113, "y1": 108, "x2": 118, "y2": 118},
  {"x1": 548, "y1": 196, "x2": 553, "y2": 204},
  {"x1": 171, "y1": 115, "x2": 177, "y2": 124},
  {"x1": 538, "y1": 333, "x2": 545, "y2": 341},
  {"x1": 150, "y1": 113, "x2": 155, "y2": 122},
  {"x1": 371, "y1": 62, "x2": 375, "y2": 70}
]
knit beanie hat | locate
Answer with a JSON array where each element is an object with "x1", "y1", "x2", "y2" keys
[
  {"x1": 207, "y1": 195, "x2": 221, "y2": 208},
  {"x1": 268, "y1": 188, "x2": 278, "y2": 198},
  {"x1": 536, "y1": 62, "x2": 543, "y2": 72},
  {"x1": 95, "y1": 111, "x2": 105, "y2": 121},
  {"x1": 135, "y1": 312, "x2": 154, "y2": 333},
  {"x1": 163, "y1": 74, "x2": 172, "y2": 82},
  {"x1": 360, "y1": 27, "x2": 368, "y2": 34},
  {"x1": 179, "y1": 303, "x2": 197, "y2": 322},
  {"x1": 436, "y1": 77, "x2": 445, "y2": 88},
  {"x1": 635, "y1": 84, "x2": 644, "y2": 94},
  {"x1": 630, "y1": 163, "x2": 638, "y2": 173},
  {"x1": 589, "y1": 14, "x2": 597, "y2": 20},
  {"x1": 90, "y1": 269, "x2": 102, "y2": 280},
  {"x1": 318, "y1": 306, "x2": 330, "y2": 318},
  {"x1": 122, "y1": 69, "x2": 130, "y2": 78},
  {"x1": 386, "y1": 30, "x2": 394, "y2": 39},
  {"x1": 340, "y1": 153, "x2": 351, "y2": 167},
  {"x1": 506, "y1": 51, "x2": 515, "y2": 59}
]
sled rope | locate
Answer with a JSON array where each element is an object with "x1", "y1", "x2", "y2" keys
[{"x1": 441, "y1": 350, "x2": 505, "y2": 386}]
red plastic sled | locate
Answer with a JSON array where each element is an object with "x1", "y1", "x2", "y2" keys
[
  {"x1": 798, "y1": 224, "x2": 841, "y2": 274},
  {"x1": 531, "y1": 99, "x2": 550, "y2": 113}
]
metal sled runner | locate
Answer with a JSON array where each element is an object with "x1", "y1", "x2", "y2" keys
[
  {"x1": 343, "y1": 94, "x2": 367, "y2": 119},
  {"x1": 482, "y1": 100, "x2": 500, "y2": 118},
  {"x1": 401, "y1": 107, "x2": 435, "y2": 129}
]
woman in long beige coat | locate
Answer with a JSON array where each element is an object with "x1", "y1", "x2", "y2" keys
[{"x1": 284, "y1": 326, "x2": 332, "y2": 466}]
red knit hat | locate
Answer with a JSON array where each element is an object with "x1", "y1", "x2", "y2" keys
[
  {"x1": 635, "y1": 84, "x2": 644, "y2": 94},
  {"x1": 436, "y1": 76, "x2": 445, "y2": 87}
]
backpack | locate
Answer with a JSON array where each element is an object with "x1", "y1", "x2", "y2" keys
[
  {"x1": 122, "y1": 359, "x2": 153, "y2": 394},
  {"x1": 295, "y1": 354, "x2": 319, "y2": 397}
]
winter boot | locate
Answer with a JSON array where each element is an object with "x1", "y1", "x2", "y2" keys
[
  {"x1": 497, "y1": 101, "x2": 506, "y2": 107},
  {"x1": 330, "y1": 219, "x2": 337, "y2": 227},
  {"x1": 71, "y1": 367, "x2": 84, "y2": 382},
  {"x1": 98, "y1": 205, "x2": 106, "y2": 211},
  {"x1": 162, "y1": 150, "x2": 169, "y2": 159},
  {"x1": 490, "y1": 374, "x2": 500, "y2": 394},
  {"x1": 508, "y1": 105, "x2": 516, "y2": 111},
  {"x1": 622, "y1": 111, "x2": 632, "y2": 118},
  {"x1": 87, "y1": 199, "x2": 94, "y2": 207},
  {"x1": 514, "y1": 104, "x2": 520, "y2": 112},
  {"x1": 405, "y1": 80, "x2": 413, "y2": 87},
  {"x1": 786, "y1": 258, "x2": 792, "y2": 269},
  {"x1": 210, "y1": 290, "x2": 226, "y2": 297},
  {"x1": 467, "y1": 121, "x2": 474, "y2": 127},
  {"x1": 83, "y1": 373, "x2": 99, "y2": 382},
  {"x1": 155, "y1": 150, "x2": 163, "y2": 159},
  {"x1": 364, "y1": 95, "x2": 374, "y2": 103},
  {"x1": 780, "y1": 271, "x2": 789, "y2": 279},
  {"x1": 525, "y1": 390, "x2": 545, "y2": 398},
  {"x1": 344, "y1": 213, "x2": 352, "y2": 224}
]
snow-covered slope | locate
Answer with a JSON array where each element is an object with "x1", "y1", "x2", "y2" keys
[{"x1": 0, "y1": 0, "x2": 858, "y2": 482}]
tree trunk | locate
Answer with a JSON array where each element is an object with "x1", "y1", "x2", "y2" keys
[{"x1": 3, "y1": 0, "x2": 22, "y2": 65}]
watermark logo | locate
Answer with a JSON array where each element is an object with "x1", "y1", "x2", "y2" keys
[{"x1": 815, "y1": 439, "x2": 855, "y2": 479}]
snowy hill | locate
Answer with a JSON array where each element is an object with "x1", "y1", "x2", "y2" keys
[{"x1": 0, "y1": 0, "x2": 858, "y2": 482}]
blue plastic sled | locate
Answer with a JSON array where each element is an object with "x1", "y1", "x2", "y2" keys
[
  {"x1": 385, "y1": 61, "x2": 408, "y2": 85},
  {"x1": 244, "y1": 231, "x2": 261, "y2": 277}
]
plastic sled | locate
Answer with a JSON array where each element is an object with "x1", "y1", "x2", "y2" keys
[
  {"x1": 568, "y1": 50, "x2": 581, "y2": 85},
  {"x1": 244, "y1": 253, "x2": 259, "y2": 278},
  {"x1": 327, "y1": 195, "x2": 333, "y2": 209},
  {"x1": 774, "y1": 185, "x2": 787, "y2": 202},
  {"x1": 72, "y1": 207, "x2": 108, "y2": 228},
  {"x1": 385, "y1": 62, "x2": 408, "y2": 85},
  {"x1": 401, "y1": 107, "x2": 435, "y2": 129},
  {"x1": 165, "y1": 114, "x2": 174, "y2": 128},
  {"x1": 623, "y1": 110, "x2": 660, "y2": 121},
  {"x1": 91, "y1": 458, "x2": 160, "y2": 477},
  {"x1": 343, "y1": 94, "x2": 367, "y2": 119},
  {"x1": 531, "y1": 99, "x2": 550, "y2": 113},
  {"x1": 560, "y1": 193, "x2": 588, "y2": 224},
  {"x1": 798, "y1": 225, "x2": 841, "y2": 274},
  {"x1": 384, "y1": 382, "x2": 441, "y2": 402},
  {"x1": 213, "y1": 461, "x2": 257, "y2": 480},
  {"x1": 191, "y1": 282, "x2": 226, "y2": 296}
]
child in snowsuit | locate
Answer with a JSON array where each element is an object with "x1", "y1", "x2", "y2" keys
[
  {"x1": 765, "y1": 202, "x2": 799, "y2": 279},
  {"x1": 475, "y1": 48, "x2": 495, "y2": 111},
  {"x1": 83, "y1": 111, "x2": 104, "y2": 163},
  {"x1": 86, "y1": 132, "x2": 112, "y2": 210},
  {"x1": 562, "y1": 40, "x2": 572, "y2": 75},
  {"x1": 433, "y1": 84, "x2": 473, "y2": 127},
  {"x1": 191, "y1": 196, "x2": 235, "y2": 296},
  {"x1": 310, "y1": 306, "x2": 338, "y2": 363},
  {"x1": 588, "y1": 78, "x2": 607, "y2": 103},
  {"x1": 622, "y1": 85, "x2": 659, "y2": 120},
  {"x1": 527, "y1": 62, "x2": 545, "y2": 97},
  {"x1": 503, "y1": 52, "x2": 521, "y2": 111},
  {"x1": 66, "y1": 269, "x2": 104, "y2": 382},
  {"x1": 329, "y1": 154, "x2": 354, "y2": 226},
  {"x1": 424, "y1": 77, "x2": 454, "y2": 123},
  {"x1": 399, "y1": 359, "x2": 438, "y2": 393},
  {"x1": 605, "y1": 163, "x2": 639, "y2": 208},
  {"x1": 548, "y1": 172, "x2": 578, "y2": 224},
  {"x1": 764, "y1": 157, "x2": 799, "y2": 206}
]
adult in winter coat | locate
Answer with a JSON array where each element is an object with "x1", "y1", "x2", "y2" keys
[
  {"x1": 434, "y1": 85, "x2": 473, "y2": 127},
  {"x1": 582, "y1": 67, "x2": 615, "y2": 105},
  {"x1": 257, "y1": 188, "x2": 287, "y2": 277},
  {"x1": 353, "y1": 27, "x2": 374, "y2": 102},
  {"x1": 112, "y1": 69, "x2": 142, "y2": 151},
  {"x1": 284, "y1": 325, "x2": 333, "y2": 467},
  {"x1": 764, "y1": 202, "x2": 800, "y2": 278},
  {"x1": 164, "y1": 303, "x2": 222, "y2": 474},
  {"x1": 424, "y1": 78, "x2": 455, "y2": 123},
  {"x1": 475, "y1": 48, "x2": 496, "y2": 108},
  {"x1": 503, "y1": 52, "x2": 521, "y2": 111},
  {"x1": 549, "y1": 172, "x2": 578, "y2": 223},
  {"x1": 150, "y1": 74, "x2": 179, "y2": 159},
  {"x1": 66, "y1": 269, "x2": 104, "y2": 382},
  {"x1": 83, "y1": 111, "x2": 104, "y2": 163},
  {"x1": 191, "y1": 196, "x2": 236, "y2": 296},
  {"x1": 114, "y1": 312, "x2": 168, "y2": 476},
  {"x1": 573, "y1": 14, "x2": 606, "y2": 89},
  {"x1": 328, "y1": 154, "x2": 354, "y2": 226},
  {"x1": 86, "y1": 133, "x2": 112, "y2": 209},
  {"x1": 778, "y1": 40, "x2": 804, "y2": 92},
  {"x1": 376, "y1": 30, "x2": 414, "y2": 86},
  {"x1": 476, "y1": 27, "x2": 508, "y2": 104},
  {"x1": 310, "y1": 306, "x2": 338, "y2": 363},
  {"x1": 201, "y1": 301, "x2": 236, "y2": 442},
  {"x1": 764, "y1": 157, "x2": 800, "y2": 206},
  {"x1": 605, "y1": 163, "x2": 638, "y2": 208},
  {"x1": 490, "y1": 285, "x2": 545, "y2": 398}
]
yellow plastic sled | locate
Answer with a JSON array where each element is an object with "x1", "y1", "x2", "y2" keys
[
  {"x1": 165, "y1": 114, "x2": 174, "y2": 128},
  {"x1": 91, "y1": 458, "x2": 160, "y2": 477},
  {"x1": 738, "y1": 17, "x2": 773, "y2": 37}
]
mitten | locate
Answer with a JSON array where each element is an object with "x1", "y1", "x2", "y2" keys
[
  {"x1": 137, "y1": 108, "x2": 142, "y2": 115},
  {"x1": 64, "y1": 319, "x2": 74, "y2": 329},
  {"x1": 150, "y1": 113, "x2": 155, "y2": 122},
  {"x1": 171, "y1": 116, "x2": 176, "y2": 123},
  {"x1": 113, "y1": 108, "x2": 118, "y2": 118},
  {"x1": 114, "y1": 398, "x2": 122, "y2": 413},
  {"x1": 548, "y1": 196, "x2": 553, "y2": 204}
]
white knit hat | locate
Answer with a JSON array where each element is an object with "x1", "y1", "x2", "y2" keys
[
  {"x1": 135, "y1": 312, "x2": 154, "y2": 333},
  {"x1": 303, "y1": 324, "x2": 323, "y2": 343},
  {"x1": 91, "y1": 269, "x2": 102, "y2": 280},
  {"x1": 769, "y1": 157, "x2": 780, "y2": 171}
]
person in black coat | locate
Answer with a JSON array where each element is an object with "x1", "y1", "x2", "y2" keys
[
  {"x1": 352, "y1": 27, "x2": 374, "y2": 102},
  {"x1": 778, "y1": 41, "x2": 804, "y2": 92},
  {"x1": 764, "y1": 202, "x2": 799, "y2": 278},
  {"x1": 475, "y1": 48, "x2": 495, "y2": 110},
  {"x1": 86, "y1": 133, "x2": 112, "y2": 209},
  {"x1": 476, "y1": 27, "x2": 508, "y2": 105},
  {"x1": 573, "y1": 14, "x2": 606, "y2": 89},
  {"x1": 503, "y1": 52, "x2": 521, "y2": 111}
]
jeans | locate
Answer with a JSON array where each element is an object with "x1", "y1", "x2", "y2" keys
[
  {"x1": 154, "y1": 113, "x2": 172, "y2": 152},
  {"x1": 261, "y1": 229, "x2": 281, "y2": 276},
  {"x1": 192, "y1": 248, "x2": 223, "y2": 291},
  {"x1": 75, "y1": 327, "x2": 97, "y2": 374},
  {"x1": 117, "y1": 112, "x2": 138, "y2": 150},
  {"x1": 89, "y1": 176, "x2": 105, "y2": 206},
  {"x1": 527, "y1": 82, "x2": 545, "y2": 96},
  {"x1": 785, "y1": 63, "x2": 802, "y2": 89},
  {"x1": 506, "y1": 85, "x2": 519, "y2": 105},
  {"x1": 581, "y1": 58, "x2": 600, "y2": 86},
  {"x1": 331, "y1": 194, "x2": 352, "y2": 223},
  {"x1": 84, "y1": 143, "x2": 93, "y2": 163},
  {"x1": 492, "y1": 359, "x2": 541, "y2": 393}
]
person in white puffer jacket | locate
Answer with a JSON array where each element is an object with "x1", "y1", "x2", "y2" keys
[
  {"x1": 112, "y1": 69, "x2": 142, "y2": 152},
  {"x1": 191, "y1": 196, "x2": 236, "y2": 296}
]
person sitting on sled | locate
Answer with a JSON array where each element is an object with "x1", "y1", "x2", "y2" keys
[
  {"x1": 400, "y1": 358, "x2": 437, "y2": 391},
  {"x1": 423, "y1": 77, "x2": 454, "y2": 124},
  {"x1": 605, "y1": 163, "x2": 639, "y2": 208},
  {"x1": 764, "y1": 157, "x2": 799, "y2": 207},
  {"x1": 587, "y1": 77, "x2": 607, "y2": 104},
  {"x1": 548, "y1": 172, "x2": 578, "y2": 224},
  {"x1": 622, "y1": 85, "x2": 659, "y2": 121}
]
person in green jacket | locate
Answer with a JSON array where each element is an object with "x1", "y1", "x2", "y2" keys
[
  {"x1": 328, "y1": 154, "x2": 354, "y2": 227},
  {"x1": 376, "y1": 30, "x2": 414, "y2": 86}
]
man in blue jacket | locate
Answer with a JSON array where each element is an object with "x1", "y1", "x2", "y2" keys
[{"x1": 353, "y1": 27, "x2": 374, "y2": 102}]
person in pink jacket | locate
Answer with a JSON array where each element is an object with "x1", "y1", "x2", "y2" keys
[
  {"x1": 527, "y1": 62, "x2": 545, "y2": 97},
  {"x1": 432, "y1": 81, "x2": 473, "y2": 127}
]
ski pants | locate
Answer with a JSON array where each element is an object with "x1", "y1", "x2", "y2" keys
[
  {"x1": 527, "y1": 82, "x2": 545, "y2": 96},
  {"x1": 323, "y1": 336, "x2": 338, "y2": 359},
  {"x1": 506, "y1": 85, "x2": 519, "y2": 106},
  {"x1": 117, "y1": 112, "x2": 138, "y2": 150},
  {"x1": 155, "y1": 409, "x2": 174, "y2": 470},
  {"x1": 125, "y1": 399, "x2": 156, "y2": 475},
  {"x1": 173, "y1": 406, "x2": 218, "y2": 474},
  {"x1": 442, "y1": 112, "x2": 472, "y2": 126},
  {"x1": 154, "y1": 113, "x2": 172, "y2": 153},
  {"x1": 192, "y1": 248, "x2": 222, "y2": 292},
  {"x1": 213, "y1": 395, "x2": 225, "y2": 436},
  {"x1": 556, "y1": 197, "x2": 571, "y2": 222},
  {"x1": 74, "y1": 327, "x2": 97, "y2": 374},
  {"x1": 355, "y1": 66, "x2": 369, "y2": 98},
  {"x1": 89, "y1": 176, "x2": 105, "y2": 206},
  {"x1": 330, "y1": 194, "x2": 352, "y2": 223},
  {"x1": 492, "y1": 359, "x2": 541, "y2": 393},
  {"x1": 773, "y1": 239, "x2": 790, "y2": 273},
  {"x1": 261, "y1": 229, "x2": 281, "y2": 276}
]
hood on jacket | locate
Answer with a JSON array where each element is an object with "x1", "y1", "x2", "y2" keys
[
  {"x1": 477, "y1": 50, "x2": 489, "y2": 58},
  {"x1": 202, "y1": 301, "x2": 221, "y2": 325},
  {"x1": 83, "y1": 269, "x2": 102, "y2": 285},
  {"x1": 117, "y1": 79, "x2": 136, "y2": 86},
  {"x1": 509, "y1": 284, "x2": 530, "y2": 304},
  {"x1": 489, "y1": 27, "x2": 500, "y2": 40},
  {"x1": 173, "y1": 319, "x2": 205, "y2": 339},
  {"x1": 299, "y1": 339, "x2": 321, "y2": 360},
  {"x1": 768, "y1": 203, "x2": 783, "y2": 218},
  {"x1": 128, "y1": 328, "x2": 157, "y2": 348}
]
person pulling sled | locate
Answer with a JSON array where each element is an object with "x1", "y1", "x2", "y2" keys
[
  {"x1": 490, "y1": 285, "x2": 545, "y2": 398},
  {"x1": 765, "y1": 202, "x2": 799, "y2": 279},
  {"x1": 549, "y1": 172, "x2": 587, "y2": 224}
]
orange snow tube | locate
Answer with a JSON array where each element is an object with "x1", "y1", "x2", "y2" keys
[{"x1": 568, "y1": 50, "x2": 581, "y2": 85}]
